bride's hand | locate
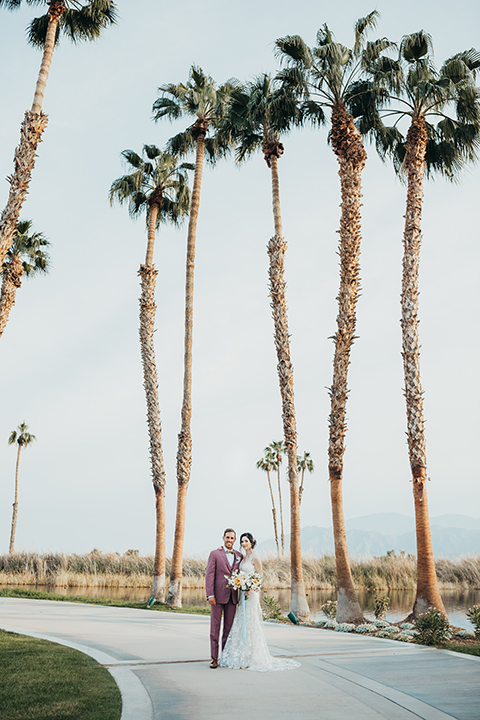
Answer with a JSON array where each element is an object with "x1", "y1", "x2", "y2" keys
[{"x1": 245, "y1": 590, "x2": 251, "y2": 598}]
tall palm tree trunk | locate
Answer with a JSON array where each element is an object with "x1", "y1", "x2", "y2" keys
[
  {"x1": 266, "y1": 468, "x2": 280, "y2": 557},
  {"x1": 139, "y1": 203, "x2": 167, "y2": 601},
  {"x1": 268, "y1": 235, "x2": 309, "y2": 618},
  {"x1": 402, "y1": 117, "x2": 446, "y2": 619},
  {"x1": 9, "y1": 443, "x2": 22, "y2": 554},
  {"x1": 270, "y1": 154, "x2": 283, "y2": 236},
  {"x1": 139, "y1": 261, "x2": 167, "y2": 600},
  {"x1": 31, "y1": 2, "x2": 65, "y2": 115},
  {"x1": 328, "y1": 103, "x2": 366, "y2": 624},
  {"x1": 267, "y1": 147, "x2": 308, "y2": 616},
  {"x1": 0, "y1": 2, "x2": 64, "y2": 266},
  {"x1": 0, "y1": 114, "x2": 48, "y2": 267},
  {"x1": 168, "y1": 124, "x2": 206, "y2": 607},
  {"x1": 0, "y1": 255, "x2": 24, "y2": 338}
]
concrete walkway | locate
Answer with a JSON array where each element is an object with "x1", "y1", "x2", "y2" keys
[{"x1": 1, "y1": 598, "x2": 479, "y2": 720}]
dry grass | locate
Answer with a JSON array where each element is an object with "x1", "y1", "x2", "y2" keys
[{"x1": 1, "y1": 551, "x2": 478, "y2": 590}]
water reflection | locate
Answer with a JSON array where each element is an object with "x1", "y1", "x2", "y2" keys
[{"x1": 2, "y1": 584, "x2": 477, "y2": 629}]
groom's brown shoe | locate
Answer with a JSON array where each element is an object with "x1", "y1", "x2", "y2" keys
[{"x1": 210, "y1": 658, "x2": 218, "y2": 669}]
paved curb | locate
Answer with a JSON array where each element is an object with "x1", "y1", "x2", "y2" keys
[{"x1": 2, "y1": 624, "x2": 153, "y2": 720}]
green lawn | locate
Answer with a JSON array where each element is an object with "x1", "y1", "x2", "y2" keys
[
  {"x1": 443, "y1": 641, "x2": 480, "y2": 656},
  {"x1": 0, "y1": 629, "x2": 122, "y2": 720}
]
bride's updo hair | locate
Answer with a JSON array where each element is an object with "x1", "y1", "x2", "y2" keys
[{"x1": 240, "y1": 532, "x2": 256, "y2": 549}]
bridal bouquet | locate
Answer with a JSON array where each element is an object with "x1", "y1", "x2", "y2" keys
[{"x1": 224, "y1": 569, "x2": 262, "y2": 593}]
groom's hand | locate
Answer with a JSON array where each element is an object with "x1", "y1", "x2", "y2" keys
[{"x1": 208, "y1": 597, "x2": 216, "y2": 606}]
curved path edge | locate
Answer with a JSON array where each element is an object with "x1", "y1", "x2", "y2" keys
[{"x1": 1, "y1": 623, "x2": 154, "y2": 720}]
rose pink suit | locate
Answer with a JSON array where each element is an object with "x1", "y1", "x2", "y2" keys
[{"x1": 205, "y1": 548, "x2": 243, "y2": 660}]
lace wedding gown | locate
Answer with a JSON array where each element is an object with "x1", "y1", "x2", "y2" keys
[{"x1": 219, "y1": 554, "x2": 300, "y2": 672}]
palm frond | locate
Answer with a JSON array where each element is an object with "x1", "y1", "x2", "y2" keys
[
  {"x1": 353, "y1": 10, "x2": 379, "y2": 54},
  {"x1": 28, "y1": 12, "x2": 57, "y2": 47},
  {"x1": 275, "y1": 34, "x2": 313, "y2": 68},
  {"x1": 165, "y1": 130, "x2": 195, "y2": 158},
  {"x1": 400, "y1": 31, "x2": 433, "y2": 64},
  {"x1": 300, "y1": 99, "x2": 327, "y2": 126}
]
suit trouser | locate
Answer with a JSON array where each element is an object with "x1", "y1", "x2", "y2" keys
[{"x1": 210, "y1": 600, "x2": 236, "y2": 659}]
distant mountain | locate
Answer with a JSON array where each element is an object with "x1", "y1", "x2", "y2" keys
[
  {"x1": 345, "y1": 513, "x2": 412, "y2": 537},
  {"x1": 431, "y1": 515, "x2": 480, "y2": 531},
  {"x1": 257, "y1": 513, "x2": 480, "y2": 558}
]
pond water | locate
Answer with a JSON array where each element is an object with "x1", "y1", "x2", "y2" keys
[{"x1": 2, "y1": 584, "x2": 478, "y2": 630}]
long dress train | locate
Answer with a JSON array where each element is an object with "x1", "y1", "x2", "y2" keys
[{"x1": 219, "y1": 554, "x2": 300, "y2": 672}]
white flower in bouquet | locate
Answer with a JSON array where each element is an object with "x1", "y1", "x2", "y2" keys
[{"x1": 224, "y1": 569, "x2": 262, "y2": 595}]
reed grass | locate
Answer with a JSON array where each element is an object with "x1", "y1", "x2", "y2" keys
[{"x1": 1, "y1": 551, "x2": 479, "y2": 590}]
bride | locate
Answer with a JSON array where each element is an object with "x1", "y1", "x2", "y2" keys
[{"x1": 219, "y1": 532, "x2": 300, "y2": 672}]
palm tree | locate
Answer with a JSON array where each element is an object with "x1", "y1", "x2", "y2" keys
[
  {"x1": 358, "y1": 32, "x2": 480, "y2": 619},
  {"x1": 268, "y1": 440, "x2": 286, "y2": 556},
  {"x1": 0, "y1": 220, "x2": 50, "y2": 338},
  {"x1": 8, "y1": 422, "x2": 36, "y2": 553},
  {"x1": 223, "y1": 74, "x2": 300, "y2": 236},
  {"x1": 109, "y1": 145, "x2": 192, "y2": 602},
  {"x1": 275, "y1": 13, "x2": 395, "y2": 623},
  {"x1": 256, "y1": 449, "x2": 280, "y2": 557},
  {"x1": 0, "y1": 1, "x2": 117, "y2": 267},
  {"x1": 222, "y1": 76, "x2": 309, "y2": 615},
  {"x1": 297, "y1": 451, "x2": 314, "y2": 505},
  {"x1": 152, "y1": 66, "x2": 234, "y2": 608}
]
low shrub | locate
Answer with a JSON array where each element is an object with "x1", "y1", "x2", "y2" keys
[
  {"x1": 414, "y1": 607, "x2": 451, "y2": 646},
  {"x1": 335, "y1": 623, "x2": 355, "y2": 633},
  {"x1": 262, "y1": 595, "x2": 282, "y2": 620},
  {"x1": 455, "y1": 629, "x2": 475, "y2": 638},
  {"x1": 466, "y1": 604, "x2": 480, "y2": 638},
  {"x1": 321, "y1": 600, "x2": 337, "y2": 620},
  {"x1": 373, "y1": 619, "x2": 390, "y2": 628},
  {"x1": 356, "y1": 624, "x2": 377, "y2": 633},
  {"x1": 396, "y1": 633, "x2": 414, "y2": 642},
  {"x1": 374, "y1": 595, "x2": 390, "y2": 620}
]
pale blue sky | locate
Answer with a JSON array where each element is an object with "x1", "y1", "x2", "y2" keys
[{"x1": 1, "y1": 1, "x2": 479, "y2": 556}]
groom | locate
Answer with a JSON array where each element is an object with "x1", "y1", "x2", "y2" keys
[{"x1": 205, "y1": 528, "x2": 243, "y2": 668}]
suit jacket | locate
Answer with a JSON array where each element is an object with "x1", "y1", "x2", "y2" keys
[{"x1": 205, "y1": 548, "x2": 243, "y2": 604}]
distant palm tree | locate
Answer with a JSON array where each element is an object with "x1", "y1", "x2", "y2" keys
[
  {"x1": 0, "y1": 220, "x2": 50, "y2": 338},
  {"x1": 275, "y1": 12, "x2": 394, "y2": 624},
  {"x1": 357, "y1": 32, "x2": 480, "y2": 619},
  {"x1": 268, "y1": 440, "x2": 286, "y2": 556},
  {"x1": 8, "y1": 422, "x2": 36, "y2": 553},
  {"x1": 152, "y1": 66, "x2": 234, "y2": 607},
  {"x1": 0, "y1": 0, "x2": 117, "y2": 267},
  {"x1": 256, "y1": 449, "x2": 280, "y2": 557},
  {"x1": 110, "y1": 145, "x2": 192, "y2": 602},
  {"x1": 297, "y1": 451, "x2": 314, "y2": 505}
]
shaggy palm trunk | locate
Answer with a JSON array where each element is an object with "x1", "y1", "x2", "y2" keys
[
  {"x1": 268, "y1": 235, "x2": 309, "y2": 618},
  {"x1": 0, "y1": 4, "x2": 63, "y2": 266},
  {"x1": 139, "y1": 204, "x2": 167, "y2": 601},
  {"x1": 168, "y1": 125, "x2": 206, "y2": 607},
  {"x1": 0, "y1": 113, "x2": 48, "y2": 267},
  {"x1": 328, "y1": 103, "x2": 366, "y2": 624},
  {"x1": 9, "y1": 443, "x2": 22, "y2": 554},
  {"x1": 402, "y1": 117, "x2": 446, "y2": 620},
  {"x1": 266, "y1": 468, "x2": 280, "y2": 558},
  {"x1": 0, "y1": 255, "x2": 24, "y2": 338},
  {"x1": 267, "y1": 148, "x2": 308, "y2": 616}
]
